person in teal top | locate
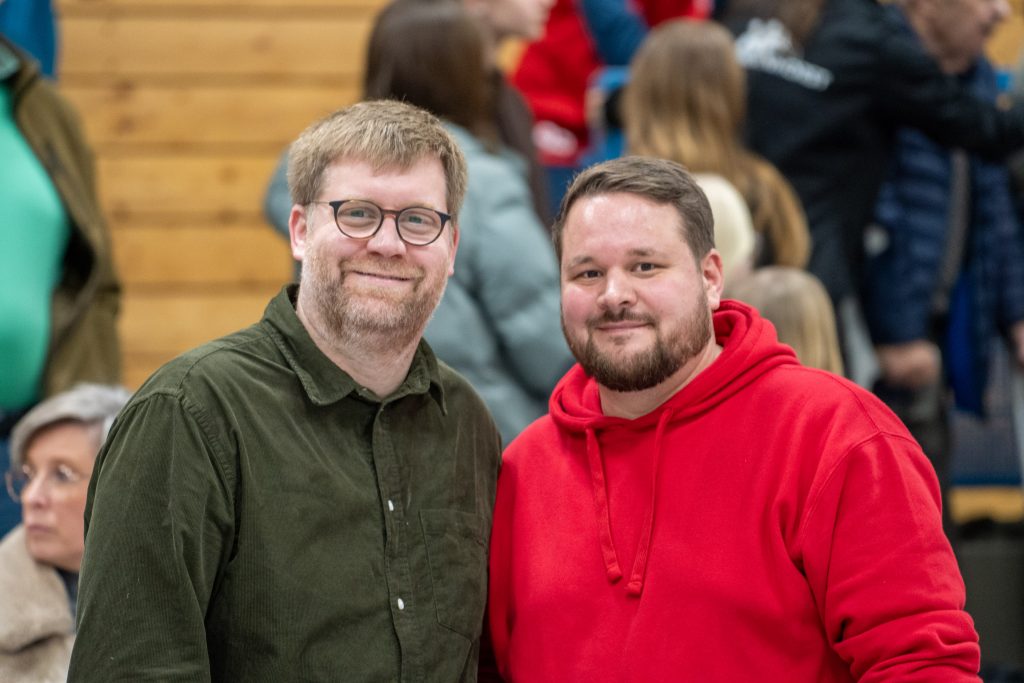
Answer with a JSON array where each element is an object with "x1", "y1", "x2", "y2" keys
[
  {"x1": 0, "y1": 38, "x2": 67, "y2": 536},
  {"x1": 0, "y1": 34, "x2": 122, "y2": 538},
  {"x1": 0, "y1": 83, "x2": 69, "y2": 412}
]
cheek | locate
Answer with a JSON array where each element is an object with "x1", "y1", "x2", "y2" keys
[
  {"x1": 560, "y1": 287, "x2": 592, "y2": 325},
  {"x1": 56, "y1": 491, "x2": 89, "y2": 535}
]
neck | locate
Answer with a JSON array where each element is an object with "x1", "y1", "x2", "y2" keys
[
  {"x1": 598, "y1": 342, "x2": 723, "y2": 420},
  {"x1": 296, "y1": 299, "x2": 421, "y2": 399}
]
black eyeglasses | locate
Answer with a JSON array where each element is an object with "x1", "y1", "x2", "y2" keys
[{"x1": 312, "y1": 199, "x2": 452, "y2": 246}]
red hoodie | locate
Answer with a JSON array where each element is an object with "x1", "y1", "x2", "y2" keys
[{"x1": 487, "y1": 301, "x2": 979, "y2": 682}]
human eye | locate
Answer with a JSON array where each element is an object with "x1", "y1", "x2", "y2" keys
[
  {"x1": 54, "y1": 464, "x2": 82, "y2": 485},
  {"x1": 573, "y1": 269, "x2": 602, "y2": 281},
  {"x1": 338, "y1": 202, "x2": 380, "y2": 226},
  {"x1": 634, "y1": 262, "x2": 659, "y2": 274},
  {"x1": 400, "y1": 208, "x2": 440, "y2": 228}
]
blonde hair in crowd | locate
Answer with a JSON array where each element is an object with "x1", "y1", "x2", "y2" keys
[
  {"x1": 623, "y1": 19, "x2": 810, "y2": 268},
  {"x1": 729, "y1": 267, "x2": 844, "y2": 375},
  {"x1": 287, "y1": 99, "x2": 469, "y2": 220}
]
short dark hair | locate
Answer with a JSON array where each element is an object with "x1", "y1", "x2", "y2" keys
[{"x1": 551, "y1": 156, "x2": 715, "y2": 262}]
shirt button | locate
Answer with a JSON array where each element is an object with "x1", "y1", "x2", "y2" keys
[
  {"x1": 397, "y1": 598, "x2": 405, "y2": 610},
  {"x1": 387, "y1": 499, "x2": 395, "y2": 512}
]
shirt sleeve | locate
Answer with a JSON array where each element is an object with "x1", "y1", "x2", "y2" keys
[
  {"x1": 797, "y1": 431, "x2": 980, "y2": 681},
  {"x1": 68, "y1": 391, "x2": 235, "y2": 682},
  {"x1": 874, "y1": 22, "x2": 1024, "y2": 160},
  {"x1": 578, "y1": 0, "x2": 649, "y2": 66}
]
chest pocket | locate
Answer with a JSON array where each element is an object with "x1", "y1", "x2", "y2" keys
[{"x1": 420, "y1": 509, "x2": 488, "y2": 640}]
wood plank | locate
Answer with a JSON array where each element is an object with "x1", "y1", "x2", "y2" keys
[
  {"x1": 62, "y1": 16, "x2": 374, "y2": 79},
  {"x1": 111, "y1": 225, "x2": 295, "y2": 286},
  {"x1": 988, "y1": 20, "x2": 1024, "y2": 68},
  {"x1": 123, "y1": 352, "x2": 179, "y2": 390},
  {"x1": 120, "y1": 288, "x2": 281, "y2": 356},
  {"x1": 62, "y1": 83, "x2": 359, "y2": 150},
  {"x1": 97, "y1": 154, "x2": 283, "y2": 222},
  {"x1": 59, "y1": 0, "x2": 387, "y2": 12}
]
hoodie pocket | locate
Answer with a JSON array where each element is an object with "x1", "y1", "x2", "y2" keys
[{"x1": 420, "y1": 509, "x2": 488, "y2": 640}]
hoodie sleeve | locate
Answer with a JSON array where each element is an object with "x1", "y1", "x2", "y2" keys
[{"x1": 796, "y1": 431, "x2": 980, "y2": 681}]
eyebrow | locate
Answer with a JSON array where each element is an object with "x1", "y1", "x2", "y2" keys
[{"x1": 565, "y1": 248, "x2": 657, "y2": 269}]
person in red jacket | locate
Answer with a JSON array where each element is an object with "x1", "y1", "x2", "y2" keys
[{"x1": 484, "y1": 156, "x2": 980, "y2": 682}]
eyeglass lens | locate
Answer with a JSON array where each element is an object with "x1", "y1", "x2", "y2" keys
[
  {"x1": 5, "y1": 464, "x2": 85, "y2": 501},
  {"x1": 334, "y1": 200, "x2": 445, "y2": 245}
]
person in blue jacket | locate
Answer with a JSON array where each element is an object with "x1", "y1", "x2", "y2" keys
[{"x1": 860, "y1": 0, "x2": 1024, "y2": 521}]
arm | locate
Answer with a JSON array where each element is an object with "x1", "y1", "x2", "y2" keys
[
  {"x1": 798, "y1": 432, "x2": 980, "y2": 680},
  {"x1": 68, "y1": 392, "x2": 235, "y2": 682},
  {"x1": 263, "y1": 149, "x2": 292, "y2": 239},
  {"x1": 875, "y1": 23, "x2": 1024, "y2": 159},
  {"x1": 578, "y1": 0, "x2": 649, "y2": 66}
]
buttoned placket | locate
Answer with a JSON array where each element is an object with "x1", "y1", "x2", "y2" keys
[{"x1": 371, "y1": 398, "x2": 422, "y2": 682}]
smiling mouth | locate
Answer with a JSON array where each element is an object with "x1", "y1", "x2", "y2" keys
[{"x1": 348, "y1": 270, "x2": 414, "y2": 283}]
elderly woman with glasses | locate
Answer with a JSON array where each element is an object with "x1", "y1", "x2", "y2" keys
[{"x1": 0, "y1": 383, "x2": 130, "y2": 683}]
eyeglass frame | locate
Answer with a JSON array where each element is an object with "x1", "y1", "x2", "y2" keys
[
  {"x1": 5, "y1": 463, "x2": 87, "y2": 502},
  {"x1": 311, "y1": 199, "x2": 453, "y2": 246}
]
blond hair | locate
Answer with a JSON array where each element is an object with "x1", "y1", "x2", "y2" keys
[
  {"x1": 624, "y1": 19, "x2": 810, "y2": 268},
  {"x1": 728, "y1": 267, "x2": 844, "y2": 375},
  {"x1": 287, "y1": 99, "x2": 469, "y2": 219}
]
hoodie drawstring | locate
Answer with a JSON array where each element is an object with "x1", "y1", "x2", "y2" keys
[
  {"x1": 585, "y1": 427, "x2": 623, "y2": 583},
  {"x1": 625, "y1": 409, "x2": 672, "y2": 596},
  {"x1": 585, "y1": 409, "x2": 673, "y2": 596}
]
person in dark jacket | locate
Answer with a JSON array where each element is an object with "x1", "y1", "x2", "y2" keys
[
  {"x1": 729, "y1": 0, "x2": 1024, "y2": 311},
  {"x1": 859, "y1": 0, "x2": 1024, "y2": 524}
]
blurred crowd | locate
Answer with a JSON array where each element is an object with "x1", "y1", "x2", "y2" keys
[{"x1": 3, "y1": 0, "x2": 1024, "y2": 677}]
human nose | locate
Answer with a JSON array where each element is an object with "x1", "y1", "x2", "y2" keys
[
  {"x1": 994, "y1": 0, "x2": 1010, "y2": 21},
  {"x1": 365, "y1": 213, "x2": 407, "y2": 257},
  {"x1": 597, "y1": 269, "x2": 636, "y2": 311},
  {"x1": 21, "y1": 474, "x2": 49, "y2": 507}
]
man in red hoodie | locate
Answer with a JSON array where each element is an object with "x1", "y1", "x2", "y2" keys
[{"x1": 485, "y1": 156, "x2": 981, "y2": 681}]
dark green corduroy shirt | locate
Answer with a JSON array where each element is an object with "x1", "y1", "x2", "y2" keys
[{"x1": 69, "y1": 286, "x2": 501, "y2": 682}]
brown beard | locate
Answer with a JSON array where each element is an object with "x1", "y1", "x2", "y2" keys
[
  {"x1": 563, "y1": 290, "x2": 712, "y2": 392},
  {"x1": 302, "y1": 250, "x2": 447, "y2": 348}
]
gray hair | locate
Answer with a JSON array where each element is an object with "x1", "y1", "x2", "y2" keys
[{"x1": 9, "y1": 384, "x2": 132, "y2": 470}]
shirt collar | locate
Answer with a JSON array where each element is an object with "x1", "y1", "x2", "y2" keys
[{"x1": 262, "y1": 285, "x2": 447, "y2": 411}]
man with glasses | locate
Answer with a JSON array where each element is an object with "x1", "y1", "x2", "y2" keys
[{"x1": 69, "y1": 100, "x2": 501, "y2": 682}]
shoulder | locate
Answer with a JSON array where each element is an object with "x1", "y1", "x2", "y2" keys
[
  {"x1": 131, "y1": 322, "x2": 274, "y2": 400},
  {"x1": 501, "y1": 413, "x2": 560, "y2": 467},
  {"x1": 435, "y1": 360, "x2": 502, "y2": 438},
  {"x1": 754, "y1": 364, "x2": 914, "y2": 445}
]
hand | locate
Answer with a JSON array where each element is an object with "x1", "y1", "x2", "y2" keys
[
  {"x1": 1010, "y1": 320, "x2": 1024, "y2": 369},
  {"x1": 876, "y1": 340, "x2": 941, "y2": 389}
]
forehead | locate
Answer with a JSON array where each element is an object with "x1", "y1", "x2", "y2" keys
[
  {"x1": 24, "y1": 421, "x2": 98, "y2": 466},
  {"x1": 563, "y1": 192, "x2": 688, "y2": 253},
  {"x1": 320, "y1": 155, "x2": 447, "y2": 208}
]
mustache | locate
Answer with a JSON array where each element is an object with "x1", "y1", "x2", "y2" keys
[{"x1": 586, "y1": 310, "x2": 655, "y2": 327}]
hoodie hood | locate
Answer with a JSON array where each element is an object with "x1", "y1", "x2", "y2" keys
[{"x1": 548, "y1": 300, "x2": 798, "y2": 596}]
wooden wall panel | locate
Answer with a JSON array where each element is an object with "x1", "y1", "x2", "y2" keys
[
  {"x1": 119, "y1": 288, "x2": 280, "y2": 355},
  {"x1": 111, "y1": 226, "x2": 294, "y2": 286},
  {"x1": 61, "y1": 17, "x2": 370, "y2": 80},
  {"x1": 63, "y1": 84, "x2": 358, "y2": 151},
  {"x1": 59, "y1": 0, "x2": 383, "y2": 389},
  {"x1": 98, "y1": 154, "x2": 280, "y2": 221}
]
